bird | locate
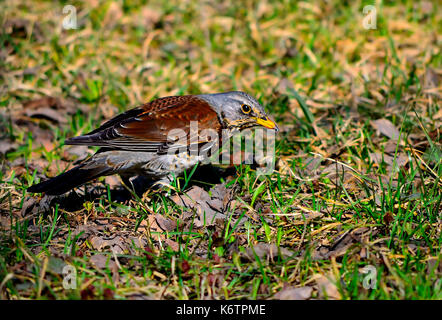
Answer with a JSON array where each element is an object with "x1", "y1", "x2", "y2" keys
[{"x1": 27, "y1": 91, "x2": 278, "y2": 195}]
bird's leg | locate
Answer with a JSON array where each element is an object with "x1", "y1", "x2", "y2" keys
[
  {"x1": 119, "y1": 174, "x2": 137, "y2": 193},
  {"x1": 151, "y1": 175, "x2": 174, "y2": 189},
  {"x1": 120, "y1": 174, "x2": 175, "y2": 196}
]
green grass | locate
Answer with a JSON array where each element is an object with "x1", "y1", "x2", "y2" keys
[{"x1": 0, "y1": 0, "x2": 441, "y2": 300}]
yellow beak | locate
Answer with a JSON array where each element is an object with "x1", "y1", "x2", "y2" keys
[{"x1": 255, "y1": 117, "x2": 279, "y2": 131}]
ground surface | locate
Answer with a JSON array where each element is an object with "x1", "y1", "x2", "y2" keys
[{"x1": 0, "y1": 0, "x2": 441, "y2": 299}]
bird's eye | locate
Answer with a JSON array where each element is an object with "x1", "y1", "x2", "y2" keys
[{"x1": 241, "y1": 104, "x2": 251, "y2": 114}]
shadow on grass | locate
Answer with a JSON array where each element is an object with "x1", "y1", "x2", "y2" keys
[{"x1": 23, "y1": 164, "x2": 237, "y2": 215}]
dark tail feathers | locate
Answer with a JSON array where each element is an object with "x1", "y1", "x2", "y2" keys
[{"x1": 27, "y1": 164, "x2": 111, "y2": 195}]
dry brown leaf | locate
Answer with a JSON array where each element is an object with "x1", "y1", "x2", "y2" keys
[
  {"x1": 433, "y1": 109, "x2": 442, "y2": 120},
  {"x1": 0, "y1": 138, "x2": 18, "y2": 155},
  {"x1": 103, "y1": 176, "x2": 121, "y2": 189},
  {"x1": 90, "y1": 254, "x2": 117, "y2": 271},
  {"x1": 369, "y1": 152, "x2": 409, "y2": 169},
  {"x1": 424, "y1": 68, "x2": 440, "y2": 89},
  {"x1": 313, "y1": 227, "x2": 374, "y2": 260},
  {"x1": 24, "y1": 107, "x2": 67, "y2": 124},
  {"x1": 273, "y1": 286, "x2": 312, "y2": 300},
  {"x1": 370, "y1": 119, "x2": 400, "y2": 140},
  {"x1": 22, "y1": 97, "x2": 68, "y2": 124},
  {"x1": 241, "y1": 243, "x2": 293, "y2": 262},
  {"x1": 90, "y1": 235, "x2": 127, "y2": 254},
  {"x1": 165, "y1": 238, "x2": 179, "y2": 251},
  {"x1": 171, "y1": 184, "x2": 230, "y2": 227},
  {"x1": 315, "y1": 274, "x2": 341, "y2": 300},
  {"x1": 426, "y1": 257, "x2": 441, "y2": 275},
  {"x1": 155, "y1": 214, "x2": 176, "y2": 232},
  {"x1": 22, "y1": 97, "x2": 62, "y2": 110}
]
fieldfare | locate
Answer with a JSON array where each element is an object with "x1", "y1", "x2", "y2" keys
[{"x1": 28, "y1": 91, "x2": 278, "y2": 195}]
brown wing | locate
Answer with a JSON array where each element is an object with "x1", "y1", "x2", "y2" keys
[{"x1": 65, "y1": 95, "x2": 222, "y2": 153}]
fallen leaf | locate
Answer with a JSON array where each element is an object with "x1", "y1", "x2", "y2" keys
[
  {"x1": 241, "y1": 243, "x2": 293, "y2": 262},
  {"x1": 22, "y1": 97, "x2": 67, "y2": 124},
  {"x1": 370, "y1": 119, "x2": 400, "y2": 140},
  {"x1": 424, "y1": 67, "x2": 439, "y2": 89},
  {"x1": 103, "y1": 176, "x2": 121, "y2": 189},
  {"x1": 369, "y1": 152, "x2": 409, "y2": 171},
  {"x1": 315, "y1": 274, "x2": 341, "y2": 300},
  {"x1": 383, "y1": 140, "x2": 399, "y2": 154},
  {"x1": 0, "y1": 216, "x2": 11, "y2": 231},
  {"x1": 276, "y1": 78, "x2": 294, "y2": 94},
  {"x1": 20, "y1": 196, "x2": 39, "y2": 216},
  {"x1": 165, "y1": 239, "x2": 179, "y2": 251},
  {"x1": 426, "y1": 257, "x2": 441, "y2": 275},
  {"x1": 313, "y1": 227, "x2": 374, "y2": 260},
  {"x1": 273, "y1": 286, "x2": 312, "y2": 300},
  {"x1": 71, "y1": 224, "x2": 102, "y2": 241},
  {"x1": 25, "y1": 107, "x2": 67, "y2": 124},
  {"x1": 90, "y1": 254, "x2": 118, "y2": 271},
  {"x1": 171, "y1": 185, "x2": 230, "y2": 227},
  {"x1": 0, "y1": 138, "x2": 18, "y2": 155},
  {"x1": 90, "y1": 235, "x2": 127, "y2": 254},
  {"x1": 433, "y1": 109, "x2": 442, "y2": 120},
  {"x1": 155, "y1": 214, "x2": 176, "y2": 232},
  {"x1": 22, "y1": 97, "x2": 62, "y2": 110},
  {"x1": 47, "y1": 257, "x2": 66, "y2": 275}
]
